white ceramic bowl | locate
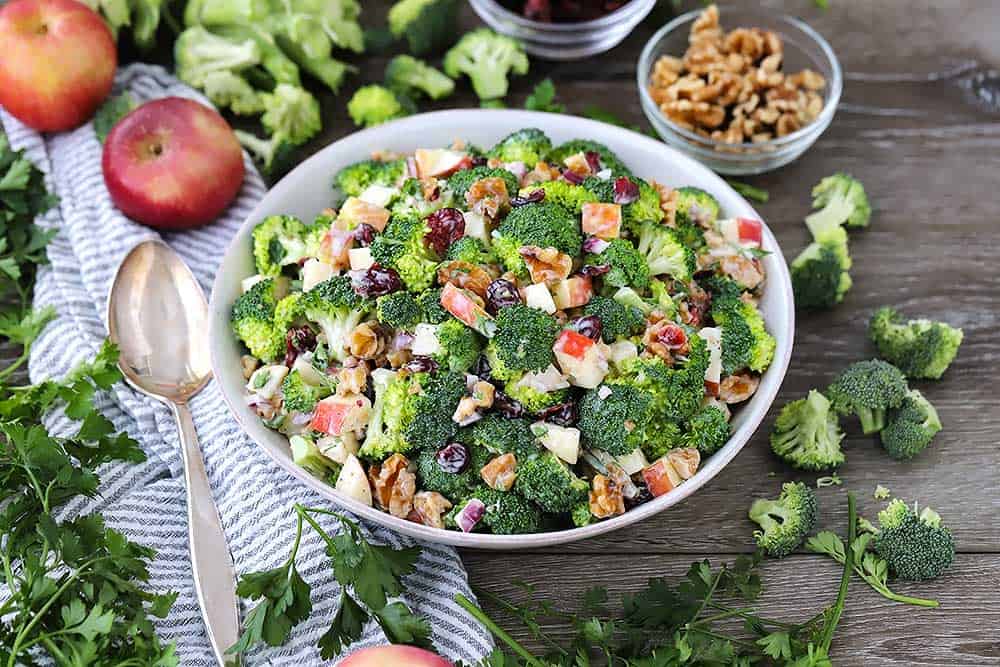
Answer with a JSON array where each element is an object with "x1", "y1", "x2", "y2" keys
[{"x1": 209, "y1": 110, "x2": 795, "y2": 550}]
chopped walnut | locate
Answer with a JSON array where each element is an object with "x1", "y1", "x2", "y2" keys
[
  {"x1": 470, "y1": 380, "x2": 495, "y2": 408},
  {"x1": 480, "y1": 453, "x2": 517, "y2": 491},
  {"x1": 348, "y1": 322, "x2": 384, "y2": 359},
  {"x1": 643, "y1": 320, "x2": 690, "y2": 363},
  {"x1": 678, "y1": 282, "x2": 712, "y2": 328},
  {"x1": 718, "y1": 255, "x2": 765, "y2": 290},
  {"x1": 411, "y1": 491, "x2": 452, "y2": 529},
  {"x1": 562, "y1": 152, "x2": 592, "y2": 176},
  {"x1": 386, "y1": 349, "x2": 413, "y2": 369},
  {"x1": 521, "y1": 161, "x2": 560, "y2": 187},
  {"x1": 651, "y1": 180, "x2": 678, "y2": 227},
  {"x1": 589, "y1": 474, "x2": 625, "y2": 519},
  {"x1": 666, "y1": 448, "x2": 701, "y2": 479},
  {"x1": 335, "y1": 365, "x2": 368, "y2": 396},
  {"x1": 420, "y1": 177, "x2": 441, "y2": 201},
  {"x1": 519, "y1": 245, "x2": 573, "y2": 284},
  {"x1": 466, "y1": 177, "x2": 510, "y2": 220},
  {"x1": 241, "y1": 355, "x2": 260, "y2": 380},
  {"x1": 452, "y1": 397, "x2": 480, "y2": 424},
  {"x1": 369, "y1": 453, "x2": 416, "y2": 518},
  {"x1": 437, "y1": 260, "x2": 494, "y2": 298},
  {"x1": 719, "y1": 372, "x2": 760, "y2": 404}
]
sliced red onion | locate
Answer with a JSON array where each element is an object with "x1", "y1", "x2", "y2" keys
[
  {"x1": 456, "y1": 499, "x2": 485, "y2": 532},
  {"x1": 562, "y1": 169, "x2": 585, "y2": 185},
  {"x1": 244, "y1": 394, "x2": 267, "y2": 407},
  {"x1": 504, "y1": 161, "x2": 527, "y2": 181},
  {"x1": 391, "y1": 331, "x2": 414, "y2": 352},
  {"x1": 613, "y1": 177, "x2": 639, "y2": 205},
  {"x1": 405, "y1": 156, "x2": 418, "y2": 178},
  {"x1": 584, "y1": 151, "x2": 602, "y2": 173},
  {"x1": 582, "y1": 236, "x2": 610, "y2": 254}
]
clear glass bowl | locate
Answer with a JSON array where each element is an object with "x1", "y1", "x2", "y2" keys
[
  {"x1": 469, "y1": 0, "x2": 656, "y2": 60},
  {"x1": 637, "y1": 6, "x2": 842, "y2": 174}
]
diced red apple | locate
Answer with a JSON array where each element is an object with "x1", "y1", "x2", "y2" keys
[
  {"x1": 553, "y1": 331, "x2": 609, "y2": 388},
  {"x1": 581, "y1": 202, "x2": 622, "y2": 240},
  {"x1": 414, "y1": 148, "x2": 470, "y2": 179},
  {"x1": 310, "y1": 395, "x2": 371, "y2": 436},
  {"x1": 440, "y1": 283, "x2": 495, "y2": 336},
  {"x1": 301, "y1": 258, "x2": 335, "y2": 291},
  {"x1": 338, "y1": 197, "x2": 390, "y2": 232},
  {"x1": 318, "y1": 227, "x2": 353, "y2": 269},
  {"x1": 737, "y1": 218, "x2": 763, "y2": 247},
  {"x1": 642, "y1": 456, "x2": 683, "y2": 497},
  {"x1": 334, "y1": 454, "x2": 373, "y2": 507},
  {"x1": 554, "y1": 329, "x2": 595, "y2": 360},
  {"x1": 552, "y1": 275, "x2": 593, "y2": 310}
]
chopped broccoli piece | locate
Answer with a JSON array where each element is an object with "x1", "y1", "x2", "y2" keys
[
  {"x1": 231, "y1": 278, "x2": 284, "y2": 361},
  {"x1": 466, "y1": 414, "x2": 541, "y2": 460},
  {"x1": 403, "y1": 371, "x2": 468, "y2": 451},
  {"x1": 515, "y1": 451, "x2": 589, "y2": 513},
  {"x1": 635, "y1": 222, "x2": 695, "y2": 282},
  {"x1": 639, "y1": 421, "x2": 683, "y2": 462},
  {"x1": 385, "y1": 55, "x2": 455, "y2": 100},
  {"x1": 433, "y1": 319, "x2": 482, "y2": 373},
  {"x1": 868, "y1": 306, "x2": 963, "y2": 380},
  {"x1": 770, "y1": 390, "x2": 845, "y2": 471},
  {"x1": 709, "y1": 278, "x2": 776, "y2": 373},
  {"x1": 748, "y1": 481, "x2": 818, "y2": 558},
  {"x1": 583, "y1": 177, "x2": 663, "y2": 232},
  {"x1": 445, "y1": 236, "x2": 495, "y2": 265},
  {"x1": 290, "y1": 435, "x2": 340, "y2": 484},
  {"x1": 471, "y1": 486, "x2": 543, "y2": 535},
  {"x1": 202, "y1": 70, "x2": 264, "y2": 115},
  {"x1": 526, "y1": 180, "x2": 597, "y2": 214},
  {"x1": 674, "y1": 186, "x2": 721, "y2": 228},
  {"x1": 611, "y1": 334, "x2": 709, "y2": 422},
  {"x1": 347, "y1": 85, "x2": 410, "y2": 128},
  {"x1": 416, "y1": 443, "x2": 490, "y2": 500},
  {"x1": 872, "y1": 499, "x2": 954, "y2": 581},
  {"x1": 417, "y1": 288, "x2": 451, "y2": 324},
  {"x1": 486, "y1": 128, "x2": 552, "y2": 168},
  {"x1": 578, "y1": 383, "x2": 653, "y2": 456},
  {"x1": 502, "y1": 378, "x2": 569, "y2": 413},
  {"x1": 545, "y1": 140, "x2": 631, "y2": 176},
  {"x1": 879, "y1": 389, "x2": 942, "y2": 461},
  {"x1": 274, "y1": 293, "x2": 305, "y2": 332},
  {"x1": 376, "y1": 291, "x2": 423, "y2": 330},
  {"x1": 443, "y1": 28, "x2": 529, "y2": 101},
  {"x1": 281, "y1": 370, "x2": 329, "y2": 413},
  {"x1": 360, "y1": 368, "x2": 413, "y2": 458},
  {"x1": 334, "y1": 158, "x2": 406, "y2": 198},
  {"x1": 252, "y1": 215, "x2": 317, "y2": 277},
  {"x1": 301, "y1": 276, "x2": 371, "y2": 363},
  {"x1": 387, "y1": 0, "x2": 460, "y2": 55},
  {"x1": 369, "y1": 214, "x2": 439, "y2": 291},
  {"x1": 492, "y1": 202, "x2": 582, "y2": 276},
  {"x1": 174, "y1": 26, "x2": 260, "y2": 89},
  {"x1": 807, "y1": 173, "x2": 871, "y2": 231},
  {"x1": 261, "y1": 84, "x2": 322, "y2": 145},
  {"x1": 791, "y1": 231, "x2": 853, "y2": 310},
  {"x1": 826, "y1": 359, "x2": 909, "y2": 435},
  {"x1": 489, "y1": 304, "x2": 560, "y2": 374},
  {"x1": 584, "y1": 238, "x2": 651, "y2": 293},
  {"x1": 582, "y1": 295, "x2": 645, "y2": 344},
  {"x1": 571, "y1": 502, "x2": 593, "y2": 527},
  {"x1": 681, "y1": 404, "x2": 730, "y2": 455},
  {"x1": 446, "y1": 166, "x2": 519, "y2": 202}
]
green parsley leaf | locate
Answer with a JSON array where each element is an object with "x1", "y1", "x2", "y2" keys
[{"x1": 524, "y1": 78, "x2": 564, "y2": 114}]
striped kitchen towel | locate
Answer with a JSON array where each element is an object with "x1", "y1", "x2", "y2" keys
[{"x1": 1, "y1": 63, "x2": 493, "y2": 666}]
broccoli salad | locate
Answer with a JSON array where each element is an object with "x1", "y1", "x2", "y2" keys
[{"x1": 232, "y1": 128, "x2": 777, "y2": 534}]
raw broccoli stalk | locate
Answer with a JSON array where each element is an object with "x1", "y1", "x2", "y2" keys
[
  {"x1": 433, "y1": 319, "x2": 482, "y2": 373},
  {"x1": 527, "y1": 180, "x2": 598, "y2": 214},
  {"x1": 681, "y1": 404, "x2": 730, "y2": 455},
  {"x1": 584, "y1": 238, "x2": 651, "y2": 293},
  {"x1": 577, "y1": 383, "x2": 653, "y2": 456},
  {"x1": 488, "y1": 304, "x2": 560, "y2": 374},
  {"x1": 485, "y1": 128, "x2": 551, "y2": 168},
  {"x1": 871, "y1": 499, "x2": 955, "y2": 581},
  {"x1": 446, "y1": 166, "x2": 519, "y2": 202},
  {"x1": 443, "y1": 28, "x2": 529, "y2": 101},
  {"x1": 231, "y1": 278, "x2": 284, "y2": 361},
  {"x1": 385, "y1": 55, "x2": 455, "y2": 100},
  {"x1": 369, "y1": 214, "x2": 440, "y2": 291},
  {"x1": 347, "y1": 84, "x2": 410, "y2": 128},
  {"x1": 582, "y1": 177, "x2": 663, "y2": 232},
  {"x1": 582, "y1": 296, "x2": 645, "y2": 344},
  {"x1": 463, "y1": 486, "x2": 542, "y2": 535},
  {"x1": 301, "y1": 276, "x2": 371, "y2": 363},
  {"x1": 466, "y1": 414, "x2": 542, "y2": 460},
  {"x1": 387, "y1": 0, "x2": 460, "y2": 56},
  {"x1": 515, "y1": 451, "x2": 589, "y2": 513},
  {"x1": 545, "y1": 139, "x2": 631, "y2": 177},
  {"x1": 634, "y1": 222, "x2": 695, "y2": 282},
  {"x1": 826, "y1": 359, "x2": 909, "y2": 434},
  {"x1": 770, "y1": 390, "x2": 846, "y2": 471},
  {"x1": 492, "y1": 202, "x2": 582, "y2": 276},
  {"x1": 334, "y1": 158, "x2": 406, "y2": 198},
  {"x1": 290, "y1": 435, "x2": 340, "y2": 484},
  {"x1": 791, "y1": 229, "x2": 853, "y2": 310},
  {"x1": 868, "y1": 306, "x2": 963, "y2": 380},
  {"x1": 376, "y1": 291, "x2": 423, "y2": 331},
  {"x1": 252, "y1": 215, "x2": 320, "y2": 277},
  {"x1": 709, "y1": 278, "x2": 776, "y2": 373},
  {"x1": 879, "y1": 389, "x2": 942, "y2": 460},
  {"x1": 748, "y1": 481, "x2": 818, "y2": 558},
  {"x1": 445, "y1": 236, "x2": 495, "y2": 265},
  {"x1": 807, "y1": 173, "x2": 871, "y2": 231}
]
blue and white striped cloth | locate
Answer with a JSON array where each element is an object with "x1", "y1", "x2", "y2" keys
[{"x1": 1, "y1": 63, "x2": 492, "y2": 666}]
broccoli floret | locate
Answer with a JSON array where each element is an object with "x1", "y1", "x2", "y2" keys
[
  {"x1": 577, "y1": 383, "x2": 653, "y2": 456},
  {"x1": 635, "y1": 222, "x2": 695, "y2": 282},
  {"x1": 290, "y1": 435, "x2": 340, "y2": 484},
  {"x1": 868, "y1": 307, "x2": 963, "y2": 380},
  {"x1": 202, "y1": 70, "x2": 263, "y2": 115},
  {"x1": 281, "y1": 370, "x2": 329, "y2": 413},
  {"x1": 370, "y1": 214, "x2": 439, "y2": 291},
  {"x1": 545, "y1": 140, "x2": 631, "y2": 177},
  {"x1": 404, "y1": 371, "x2": 468, "y2": 451},
  {"x1": 334, "y1": 158, "x2": 406, "y2": 198},
  {"x1": 582, "y1": 296, "x2": 645, "y2": 344},
  {"x1": 443, "y1": 29, "x2": 529, "y2": 101},
  {"x1": 234, "y1": 130, "x2": 298, "y2": 177},
  {"x1": 433, "y1": 318, "x2": 482, "y2": 373},
  {"x1": 612, "y1": 286, "x2": 654, "y2": 316},
  {"x1": 674, "y1": 186, "x2": 721, "y2": 228},
  {"x1": 612, "y1": 335, "x2": 709, "y2": 422},
  {"x1": 347, "y1": 85, "x2": 410, "y2": 128},
  {"x1": 879, "y1": 389, "x2": 942, "y2": 461},
  {"x1": 639, "y1": 421, "x2": 683, "y2": 461},
  {"x1": 446, "y1": 166, "x2": 519, "y2": 202},
  {"x1": 231, "y1": 278, "x2": 284, "y2": 361},
  {"x1": 584, "y1": 238, "x2": 651, "y2": 293},
  {"x1": 503, "y1": 379, "x2": 569, "y2": 413},
  {"x1": 417, "y1": 288, "x2": 450, "y2": 324},
  {"x1": 492, "y1": 202, "x2": 582, "y2": 276},
  {"x1": 826, "y1": 359, "x2": 909, "y2": 434},
  {"x1": 385, "y1": 54, "x2": 455, "y2": 100},
  {"x1": 526, "y1": 180, "x2": 597, "y2": 214},
  {"x1": 301, "y1": 276, "x2": 371, "y2": 363},
  {"x1": 360, "y1": 369, "x2": 413, "y2": 458},
  {"x1": 274, "y1": 293, "x2": 305, "y2": 332},
  {"x1": 376, "y1": 291, "x2": 423, "y2": 331},
  {"x1": 174, "y1": 26, "x2": 260, "y2": 90},
  {"x1": 252, "y1": 215, "x2": 315, "y2": 277},
  {"x1": 486, "y1": 128, "x2": 551, "y2": 167},
  {"x1": 807, "y1": 173, "x2": 871, "y2": 231},
  {"x1": 709, "y1": 279, "x2": 776, "y2": 374},
  {"x1": 473, "y1": 486, "x2": 543, "y2": 535},
  {"x1": 682, "y1": 404, "x2": 730, "y2": 455},
  {"x1": 791, "y1": 232, "x2": 853, "y2": 310},
  {"x1": 416, "y1": 443, "x2": 490, "y2": 500},
  {"x1": 648, "y1": 280, "x2": 677, "y2": 318},
  {"x1": 445, "y1": 236, "x2": 495, "y2": 265},
  {"x1": 467, "y1": 414, "x2": 541, "y2": 460},
  {"x1": 571, "y1": 502, "x2": 593, "y2": 527},
  {"x1": 770, "y1": 390, "x2": 845, "y2": 471},
  {"x1": 748, "y1": 481, "x2": 818, "y2": 558},
  {"x1": 387, "y1": 0, "x2": 460, "y2": 56},
  {"x1": 582, "y1": 177, "x2": 663, "y2": 232},
  {"x1": 489, "y1": 304, "x2": 559, "y2": 374},
  {"x1": 261, "y1": 84, "x2": 322, "y2": 146},
  {"x1": 515, "y1": 451, "x2": 589, "y2": 513},
  {"x1": 872, "y1": 499, "x2": 954, "y2": 581}
]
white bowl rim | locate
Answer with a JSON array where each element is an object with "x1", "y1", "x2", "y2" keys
[{"x1": 208, "y1": 109, "x2": 795, "y2": 550}]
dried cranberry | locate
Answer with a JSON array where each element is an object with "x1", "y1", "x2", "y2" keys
[
  {"x1": 584, "y1": 151, "x2": 602, "y2": 173},
  {"x1": 350, "y1": 265, "x2": 402, "y2": 298},
  {"x1": 537, "y1": 401, "x2": 578, "y2": 426},
  {"x1": 656, "y1": 323, "x2": 688, "y2": 350},
  {"x1": 510, "y1": 189, "x2": 546, "y2": 207},
  {"x1": 613, "y1": 177, "x2": 639, "y2": 204},
  {"x1": 470, "y1": 155, "x2": 488, "y2": 168},
  {"x1": 404, "y1": 356, "x2": 439, "y2": 374},
  {"x1": 579, "y1": 264, "x2": 611, "y2": 278},
  {"x1": 436, "y1": 442, "x2": 469, "y2": 474},
  {"x1": 562, "y1": 169, "x2": 585, "y2": 185},
  {"x1": 353, "y1": 223, "x2": 376, "y2": 247},
  {"x1": 485, "y1": 278, "x2": 522, "y2": 315},
  {"x1": 424, "y1": 208, "x2": 465, "y2": 255},
  {"x1": 493, "y1": 390, "x2": 525, "y2": 418},
  {"x1": 283, "y1": 326, "x2": 317, "y2": 366},
  {"x1": 572, "y1": 315, "x2": 603, "y2": 341},
  {"x1": 626, "y1": 484, "x2": 653, "y2": 509}
]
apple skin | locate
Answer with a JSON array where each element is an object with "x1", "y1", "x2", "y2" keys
[
  {"x1": 0, "y1": 0, "x2": 116, "y2": 131},
  {"x1": 338, "y1": 646, "x2": 453, "y2": 667},
  {"x1": 102, "y1": 97, "x2": 245, "y2": 230}
]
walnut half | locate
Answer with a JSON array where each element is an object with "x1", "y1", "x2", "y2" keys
[
  {"x1": 589, "y1": 474, "x2": 626, "y2": 519},
  {"x1": 480, "y1": 453, "x2": 517, "y2": 491},
  {"x1": 369, "y1": 453, "x2": 417, "y2": 518}
]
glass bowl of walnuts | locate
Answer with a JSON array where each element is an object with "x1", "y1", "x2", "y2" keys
[{"x1": 638, "y1": 4, "x2": 842, "y2": 175}]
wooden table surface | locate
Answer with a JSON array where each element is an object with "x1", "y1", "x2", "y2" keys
[{"x1": 7, "y1": 1, "x2": 998, "y2": 665}]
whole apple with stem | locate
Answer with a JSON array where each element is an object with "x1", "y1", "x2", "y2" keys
[
  {"x1": 102, "y1": 97, "x2": 245, "y2": 230},
  {"x1": 0, "y1": 0, "x2": 116, "y2": 132}
]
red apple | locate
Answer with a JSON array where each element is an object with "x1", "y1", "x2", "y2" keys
[
  {"x1": 0, "y1": 0, "x2": 116, "y2": 131},
  {"x1": 338, "y1": 646, "x2": 453, "y2": 667},
  {"x1": 102, "y1": 97, "x2": 245, "y2": 229}
]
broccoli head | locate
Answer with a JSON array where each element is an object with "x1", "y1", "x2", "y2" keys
[
  {"x1": 681, "y1": 404, "x2": 730, "y2": 455},
  {"x1": 709, "y1": 278, "x2": 776, "y2": 374},
  {"x1": 583, "y1": 177, "x2": 663, "y2": 232},
  {"x1": 252, "y1": 215, "x2": 319, "y2": 277},
  {"x1": 611, "y1": 335, "x2": 709, "y2": 422},
  {"x1": 879, "y1": 389, "x2": 942, "y2": 461},
  {"x1": 387, "y1": 0, "x2": 460, "y2": 56},
  {"x1": 466, "y1": 413, "x2": 541, "y2": 460},
  {"x1": 472, "y1": 486, "x2": 543, "y2": 535},
  {"x1": 488, "y1": 304, "x2": 560, "y2": 374},
  {"x1": 274, "y1": 293, "x2": 305, "y2": 332},
  {"x1": 486, "y1": 128, "x2": 551, "y2": 167},
  {"x1": 492, "y1": 202, "x2": 582, "y2": 276},
  {"x1": 260, "y1": 84, "x2": 322, "y2": 146},
  {"x1": 577, "y1": 383, "x2": 653, "y2": 456},
  {"x1": 369, "y1": 214, "x2": 439, "y2": 291},
  {"x1": 515, "y1": 451, "x2": 589, "y2": 513},
  {"x1": 301, "y1": 276, "x2": 371, "y2": 363},
  {"x1": 807, "y1": 173, "x2": 871, "y2": 230},
  {"x1": 416, "y1": 443, "x2": 490, "y2": 500},
  {"x1": 445, "y1": 236, "x2": 496, "y2": 265},
  {"x1": 443, "y1": 29, "x2": 529, "y2": 101},
  {"x1": 526, "y1": 180, "x2": 598, "y2": 214},
  {"x1": 791, "y1": 233, "x2": 853, "y2": 310},
  {"x1": 231, "y1": 278, "x2": 284, "y2": 361},
  {"x1": 872, "y1": 499, "x2": 954, "y2": 581},
  {"x1": 674, "y1": 186, "x2": 721, "y2": 228},
  {"x1": 290, "y1": 435, "x2": 340, "y2": 484},
  {"x1": 347, "y1": 84, "x2": 410, "y2": 128},
  {"x1": 582, "y1": 295, "x2": 645, "y2": 344},
  {"x1": 385, "y1": 54, "x2": 455, "y2": 100},
  {"x1": 376, "y1": 291, "x2": 423, "y2": 331},
  {"x1": 281, "y1": 370, "x2": 329, "y2": 414},
  {"x1": 446, "y1": 166, "x2": 519, "y2": 202},
  {"x1": 634, "y1": 222, "x2": 696, "y2": 282},
  {"x1": 502, "y1": 378, "x2": 569, "y2": 413},
  {"x1": 433, "y1": 318, "x2": 482, "y2": 373},
  {"x1": 868, "y1": 306, "x2": 963, "y2": 380},
  {"x1": 770, "y1": 390, "x2": 845, "y2": 471},
  {"x1": 334, "y1": 158, "x2": 406, "y2": 198},
  {"x1": 584, "y1": 238, "x2": 651, "y2": 293},
  {"x1": 545, "y1": 140, "x2": 631, "y2": 177},
  {"x1": 417, "y1": 288, "x2": 451, "y2": 324},
  {"x1": 748, "y1": 481, "x2": 818, "y2": 558},
  {"x1": 826, "y1": 359, "x2": 909, "y2": 434}
]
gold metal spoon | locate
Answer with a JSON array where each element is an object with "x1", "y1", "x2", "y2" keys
[{"x1": 107, "y1": 239, "x2": 239, "y2": 666}]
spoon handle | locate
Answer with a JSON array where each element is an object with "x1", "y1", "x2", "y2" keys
[{"x1": 173, "y1": 402, "x2": 241, "y2": 666}]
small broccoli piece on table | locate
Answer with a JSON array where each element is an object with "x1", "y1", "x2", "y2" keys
[
  {"x1": 515, "y1": 451, "x2": 589, "y2": 513},
  {"x1": 262, "y1": 84, "x2": 322, "y2": 145},
  {"x1": 446, "y1": 166, "x2": 519, "y2": 202},
  {"x1": 492, "y1": 201, "x2": 582, "y2": 276},
  {"x1": 252, "y1": 215, "x2": 316, "y2": 277},
  {"x1": 486, "y1": 128, "x2": 551, "y2": 167},
  {"x1": 443, "y1": 29, "x2": 529, "y2": 101},
  {"x1": 871, "y1": 499, "x2": 954, "y2": 581},
  {"x1": 334, "y1": 158, "x2": 406, "y2": 198},
  {"x1": 634, "y1": 222, "x2": 695, "y2": 282},
  {"x1": 880, "y1": 389, "x2": 942, "y2": 461},
  {"x1": 433, "y1": 319, "x2": 482, "y2": 373},
  {"x1": 868, "y1": 306, "x2": 963, "y2": 380},
  {"x1": 231, "y1": 278, "x2": 284, "y2": 361},
  {"x1": 385, "y1": 55, "x2": 455, "y2": 100},
  {"x1": 202, "y1": 71, "x2": 263, "y2": 115},
  {"x1": 770, "y1": 390, "x2": 845, "y2": 471},
  {"x1": 584, "y1": 238, "x2": 651, "y2": 293},
  {"x1": 417, "y1": 288, "x2": 451, "y2": 324},
  {"x1": 445, "y1": 236, "x2": 495, "y2": 265},
  {"x1": 370, "y1": 214, "x2": 440, "y2": 291},
  {"x1": 281, "y1": 370, "x2": 329, "y2": 413},
  {"x1": 583, "y1": 177, "x2": 663, "y2": 232},
  {"x1": 791, "y1": 231, "x2": 853, "y2": 310},
  {"x1": 488, "y1": 304, "x2": 560, "y2": 374},
  {"x1": 709, "y1": 277, "x2": 776, "y2": 374},
  {"x1": 577, "y1": 383, "x2": 653, "y2": 456},
  {"x1": 376, "y1": 291, "x2": 423, "y2": 331},
  {"x1": 612, "y1": 336, "x2": 709, "y2": 422},
  {"x1": 387, "y1": 0, "x2": 460, "y2": 56},
  {"x1": 826, "y1": 359, "x2": 909, "y2": 435},
  {"x1": 301, "y1": 276, "x2": 372, "y2": 363},
  {"x1": 467, "y1": 414, "x2": 541, "y2": 460},
  {"x1": 582, "y1": 296, "x2": 645, "y2": 344},
  {"x1": 290, "y1": 435, "x2": 340, "y2": 484},
  {"x1": 347, "y1": 84, "x2": 410, "y2": 128},
  {"x1": 748, "y1": 481, "x2": 818, "y2": 558},
  {"x1": 681, "y1": 404, "x2": 730, "y2": 455},
  {"x1": 545, "y1": 140, "x2": 631, "y2": 176},
  {"x1": 807, "y1": 172, "x2": 871, "y2": 231},
  {"x1": 526, "y1": 180, "x2": 598, "y2": 214}
]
